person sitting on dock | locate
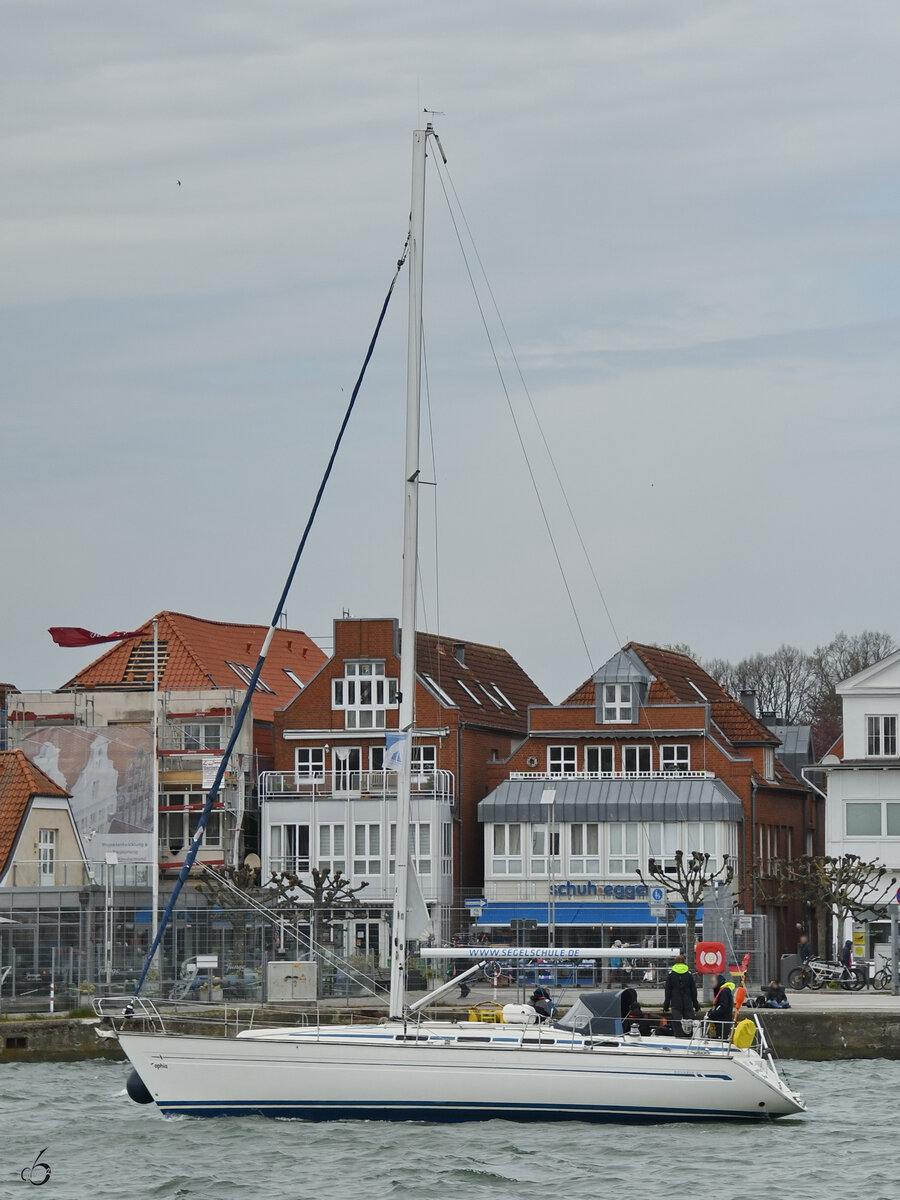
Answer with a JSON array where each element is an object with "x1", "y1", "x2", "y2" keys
[
  {"x1": 763, "y1": 980, "x2": 790, "y2": 1008},
  {"x1": 663, "y1": 955, "x2": 698, "y2": 1036}
]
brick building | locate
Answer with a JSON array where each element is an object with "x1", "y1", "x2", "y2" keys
[
  {"x1": 476, "y1": 643, "x2": 822, "y2": 964},
  {"x1": 265, "y1": 616, "x2": 547, "y2": 956}
]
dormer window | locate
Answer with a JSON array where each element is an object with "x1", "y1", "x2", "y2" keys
[
  {"x1": 867, "y1": 715, "x2": 897, "y2": 758},
  {"x1": 602, "y1": 683, "x2": 634, "y2": 723},
  {"x1": 332, "y1": 661, "x2": 398, "y2": 729},
  {"x1": 592, "y1": 648, "x2": 653, "y2": 727}
]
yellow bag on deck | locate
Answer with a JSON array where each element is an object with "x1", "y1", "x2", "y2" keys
[{"x1": 731, "y1": 1018, "x2": 756, "y2": 1049}]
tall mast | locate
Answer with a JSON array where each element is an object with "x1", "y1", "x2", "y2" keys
[{"x1": 389, "y1": 126, "x2": 429, "y2": 1018}]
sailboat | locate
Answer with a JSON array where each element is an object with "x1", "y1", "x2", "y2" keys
[{"x1": 110, "y1": 126, "x2": 804, "y2": 1122}]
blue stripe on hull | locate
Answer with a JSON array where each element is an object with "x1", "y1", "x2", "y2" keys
[{"x1": 156, "y1": 1099, "x2": 780, "y2": 1123}]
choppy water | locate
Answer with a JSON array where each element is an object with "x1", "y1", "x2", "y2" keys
[{"x1": 2, "y1": 1058, "x2": 895, "y2": 1200}]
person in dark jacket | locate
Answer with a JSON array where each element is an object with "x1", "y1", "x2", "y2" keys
[
  {"x1": 763, "y1": 979, "x2": 790, "y2": 1008},
  {"x1": 663, "y1": 956, "x2": 698, "y2": 1035},
  {"x1": 841, "y1": 940, "x2": 853, "y2": 970},
  {"x1": 708, "y1": 974, "x2": 736, "y2": 1037},
  {"x1": 529, "y1": 986, "x2": 555, "y2": 1022}
]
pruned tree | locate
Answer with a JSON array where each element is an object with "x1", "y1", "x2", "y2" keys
[
  {"x1": 192, "y1": 863, "x2": 261, "y2": 970},
  {"x1": 767, "y1": 854, "x2": 898, "y2": 959},
  {"x1": 639, "y1": 851, "x2": 734, "y2": 966},
  {"x1": 267, "y1": 867, "x2": 369, "y2": 966}
]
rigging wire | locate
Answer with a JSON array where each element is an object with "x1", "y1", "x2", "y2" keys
[
  {"x1": 438, "y1": 166, "x2": 622, "y2": 658},
  {"x1": 431, "y1": 155, "x2": 699, "y2": 842},
  {"x1": 431, "y1": 156, "x2": 609, "y2": 680},
  {"x1": 126, "y1": 237, "x2": 411, "y2": 1007}
]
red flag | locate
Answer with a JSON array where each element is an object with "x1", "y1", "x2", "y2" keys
[{"x1": 48, "y1": 627, "x2": 145, "y2": 648}]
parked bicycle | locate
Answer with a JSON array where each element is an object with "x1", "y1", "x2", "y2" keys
[
  {"x1": 787, "y1": 956, "x2": 865, "y2": 991},
  {"x1": 871, "y1": 963, "x2": 894, "y2": 991}
]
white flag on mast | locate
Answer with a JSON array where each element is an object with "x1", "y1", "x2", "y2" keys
[{"x1": 384, "y1": 731, "x2": 407, "y2": 773}]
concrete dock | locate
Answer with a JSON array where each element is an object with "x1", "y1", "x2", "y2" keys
[{"x1": 3, "y1": 981, "x2": 900, "y2": 1063}]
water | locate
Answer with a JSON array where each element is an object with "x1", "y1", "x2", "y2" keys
[{"x1": 2, "y1": 1058, "x2": 895, "y2": 1200}]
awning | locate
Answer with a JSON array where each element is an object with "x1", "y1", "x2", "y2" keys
[
  {"x1": 478, "y1": 775, "x2": 744, "y2": 823},
  {"x1": 475, "y1": 901, "x2": 693, "y2": 927}
]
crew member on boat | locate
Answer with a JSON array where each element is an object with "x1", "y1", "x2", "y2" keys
[
  {"x1": 663, "y1": 955, "x2": 698, "y2": 1036},
  {"x1": 708, "y1": 974, "x2": 736, "y2": 1037}
]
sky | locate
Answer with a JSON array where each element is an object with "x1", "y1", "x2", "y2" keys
[{"x1": 3, "y1": 1, "x2": 900, "y2": 704}]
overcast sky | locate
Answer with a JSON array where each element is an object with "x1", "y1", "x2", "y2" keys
[{"x1": 3, "y1": 2, "x2": 899, "y2": 704}]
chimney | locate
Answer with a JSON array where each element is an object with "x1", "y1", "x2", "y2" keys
[
  {"x1": 453, "y1": 643, "x2": 466, "y2": 666},
  {"x1": 739, "y1": 689, "x2": 757, "y2": 718}
]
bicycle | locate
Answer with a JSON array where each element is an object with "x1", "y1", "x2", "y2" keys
[
  {"x1": 871, "y1": 963, "x2": 894, "y2": 991},
  {"x1": 787, "y1": 957, "x2": 865, "y2": 991}
]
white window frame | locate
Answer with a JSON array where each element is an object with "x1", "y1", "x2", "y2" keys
[
  {"x1": 608, "y1": 822, "x2": 639, "y2": 874},
  {"x1": 318, "y1": 824, "x2": 346, "y2": 873},
  {"x1": 569, "y1": 822, "x2": 600, "y2": 873},
  {"x1": 441, "y1": 822, "x2": 453, "y2": 876},
  {"x1": 622, "y1": 745, "x2": 652, "y2": 774},
  {"x1": 491, "y1": 823, "x2": 523, "y2": 875},
  {"x1": 646, "y1": 822, "x2": 678, "y2": 872},
  {"x1": 602, "y1": 683, "x2": 634, "y2": 723},
  {"x1": 411, "y1": 744, "x2": 436, "y2": 781},
  {"x1": 182, "y1": 722, "x2": 222, "y2": 751},
  {"x1": 845, "y1": 801, "x2": 900, "y2": 837},
  {"x1": 660, "y1": 744, "x2": 690, "y2": 773},
  {"x1": 867, "y1": 715, "x2": 898, "y2": 758},
  {"x1": 270, "y1": 823, "x2": 310, "y2": 873},
  {"x1": 353, "y1": 822, "x2": 381, "y2": 875},
  {"x1": 530, "y1": 824, "x2": 561, "y2": 875},
  {"x1": 584, "y1": 745, "x2": 613, "y2": 775},
  {"x1": 295, "y1": 747, "x2": 325, "y2": 781},
  {"x1": 547, "y1": 745, "x2": 577, "y2": 776},
  {"x1": 389, "y1": 823, "x2": 432, "y2": 874},
  {"x1": 38, "y1": 828, "x2": 56, "y2": 885},
  {"x1": 684, "y1": 821, "x2": 718, "y2": 870},
  {"x1": 332, "y1": 746, "x2": 361, "y2": 794},
  {"x1": 332, "y1": 661, "x2": 398, "y2": 729}
]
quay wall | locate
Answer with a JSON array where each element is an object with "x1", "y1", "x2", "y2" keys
[{"x1": 4, "y1": 1008, "x2": 900, "y2": 1064}]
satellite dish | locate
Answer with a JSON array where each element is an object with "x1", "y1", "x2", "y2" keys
[
  {"x1": 822, "y1": 754, "x2": 840, "y2": 765},
  {"x1": 244, "y1": 853, "x2": 262, "y2": 870}
]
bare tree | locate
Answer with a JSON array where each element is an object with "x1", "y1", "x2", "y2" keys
[
  {"x1": 768, "y1": 855, "x2": 898, "y2": 959},
  {"x1": 704, "y1": 630, "x2": 896, "y2": 752},
  {"x1": 639, "y1": 851, "x2": 734, "y2": 966},
  {"x1": 728, "y1": 645, "x2": 818, "y2": 725},
  {"x1": 810, "y1": 630, "x2": 897, "y2": 730},
  {"x1": 192, "y1": 863, "x2": 261, "y2": 969},
  {"x1": 267, "y1": 867, "x2": 369, "y2": 968}
]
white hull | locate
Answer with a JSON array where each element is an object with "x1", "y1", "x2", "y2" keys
[{"x1": 119, "y1": 1020, "x2": 804, "y2": 1123}]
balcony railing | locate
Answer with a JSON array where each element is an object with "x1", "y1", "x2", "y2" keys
[
  {"x1": 508, "y1": 769, "x2": 713, "y2": 781},
  {"x1": 7, "y1": 860, "x2": 155, "y2": 888},
  {"x1": 260, "y1": 769, "x2": 455, "y2": 805}
]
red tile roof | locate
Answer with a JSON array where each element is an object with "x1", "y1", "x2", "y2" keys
[
  {"x1": 563, "y1": 641, "x2": 779, "y2": 745},
  {"x1": 0, "y1": 749, "x2": 71, "y2": 879},
  {"x1": 59, "y1": 611, "x2": 327, "y2": 723},
  {"x1": 413, "y1": 633, "x2": 549, "y2": 729}
]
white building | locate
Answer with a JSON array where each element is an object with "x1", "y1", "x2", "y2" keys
[{"x1": 817, "y1": 648, "x2": 900, "y2": 961}]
